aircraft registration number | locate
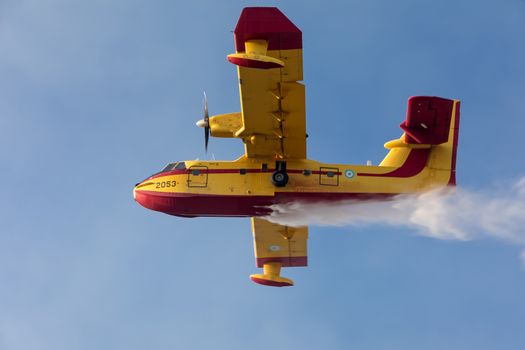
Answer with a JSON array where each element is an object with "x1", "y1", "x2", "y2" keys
[{"x1": 155, "y1": 181, "x2": 176, "y2": 189}]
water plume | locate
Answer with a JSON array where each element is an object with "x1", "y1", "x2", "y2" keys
[{"x1": 266, "y1": 178, "x2": 525, "y2": 263}]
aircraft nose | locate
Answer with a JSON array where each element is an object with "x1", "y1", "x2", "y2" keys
[
  {"x1": 133, "y1": 179, "x2": 152, "y2": 203},
  {"x1": 133, "y1": 181, "x2": 148, "y2": 203},
  {"x1": 133, "y1": 185, "x2": 148, "y2": 207},
  {"x1": 133, "y1": 183, "x2": 172, "y2": 214}
]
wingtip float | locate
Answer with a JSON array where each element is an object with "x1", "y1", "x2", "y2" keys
[{"x1": 134, "y1": 7, "x2": 461, "y2": 287}]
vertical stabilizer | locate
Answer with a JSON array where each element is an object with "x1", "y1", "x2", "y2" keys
[{"x1": 380, "y1": 97, "x2": 460, "y2": 185}]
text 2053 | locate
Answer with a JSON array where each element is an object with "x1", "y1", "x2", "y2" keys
[{"x1": 156, "y1": 181, "x2": 176, "y2": 188}]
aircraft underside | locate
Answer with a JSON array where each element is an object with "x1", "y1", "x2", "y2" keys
[{"x1": 134, "y1": 190, "x2": 395, "y2": 217}]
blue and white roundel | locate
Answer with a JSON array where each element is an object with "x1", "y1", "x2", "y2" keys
[{"x1": 344, "y1": 169, "x2": 355, "y2": 179}]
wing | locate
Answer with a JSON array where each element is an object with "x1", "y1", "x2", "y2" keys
[
  {"x1": 250, "y1": 217, "x2": 308, "y2": 287},
  {"x1": 227, "y1": 7, "x2": 307, "y2": 159}
]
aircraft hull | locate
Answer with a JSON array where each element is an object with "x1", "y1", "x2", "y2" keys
[{"x1": 134, "y1": 189, "x2": 393, "y2": 217}]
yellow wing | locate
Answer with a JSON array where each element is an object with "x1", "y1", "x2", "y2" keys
[
  {"x1": 250, "y1": 217, "x2": 308, "y2": 287},
  {"x1": 227, "y1": 7, "x2": 307, "y2": 159}
]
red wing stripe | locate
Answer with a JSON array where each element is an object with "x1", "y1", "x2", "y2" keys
[
  {"x1": 256, "y1": 256, "x2": 307, "y2": 268},
  {"x1": 250, "y1": 276, "x2": 292, "y2": 287},
  {"x1": 234, "y1": 7, "x2": 302, "y2": 52}
]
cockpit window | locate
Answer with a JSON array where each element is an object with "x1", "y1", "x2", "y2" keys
[
  {"x1": 161, "y1": 163, "x2": 176, "y2": 172},
  {"x1": 160, "y1": 162, "x2": 186, "y2": 172}
]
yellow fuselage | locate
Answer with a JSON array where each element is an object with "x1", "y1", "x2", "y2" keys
[
  {"x1": 134, "y1": 153, "x2": 451, "y2": 217},
  {"x1": 134, "y1": 99, "x2": 459, "y2": 218}
]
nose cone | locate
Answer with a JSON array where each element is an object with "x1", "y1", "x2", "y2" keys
[
  {"x1": 134, "y1": 188, "x2": 145, "y2": 207},
  {"x1": 133, "y1": 182, "x2": 173, "y2": 214},
  {"x1": 196, "y1": 119, "x2": 207, "y2": 128},
  {"x1": 133, "y1": 182, "x2": 150, "y2": 208},
  {"x1": 133, "y1": 183, "x2": 149, "y2": 208}
]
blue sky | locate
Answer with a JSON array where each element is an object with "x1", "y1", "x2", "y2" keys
[{"x1": 1, "y1": 0, "x2": 525, "y2": 349}]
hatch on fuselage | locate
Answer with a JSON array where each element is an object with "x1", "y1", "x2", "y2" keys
[
  {"x1": 187, "y1": 165, "x2": 208, "y2": 188},
  {"x1": 319, "y1": 167, "x2": 339, "y2": 186}
]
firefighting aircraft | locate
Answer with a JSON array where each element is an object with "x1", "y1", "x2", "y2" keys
[{"x1": 134, "y1": 7, "x2": 461, "y2": 287}]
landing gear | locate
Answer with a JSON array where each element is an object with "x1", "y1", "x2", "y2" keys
[
  {"x1": 271, "y1": 160, "x2": 288, "y2": 187},
  {"x1": 272, "y1": 171, "x2": 289, "y2": 187}
]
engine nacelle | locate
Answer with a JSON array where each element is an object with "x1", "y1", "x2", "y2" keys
[{"x1": 209, "y1": 112, "x2": 243, "y2": 138}]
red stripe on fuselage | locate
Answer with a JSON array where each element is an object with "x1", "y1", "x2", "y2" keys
[
  {"x1": 148, "y1": 168, "x2": 342, "y2": 180},
  {"x1": 357, "y1": 149, "x2": 430, "y2": 177}
]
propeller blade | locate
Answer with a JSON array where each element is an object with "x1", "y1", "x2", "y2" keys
[
  {"x1": 203, "y1": 92, "x2": 209, "y2": 121},
  {"x1": 203, "y1": 92, "x2": 210, "y2": 153},
  {"x1": 205, "y1": 126, "x2": 210, "y2": 152}
]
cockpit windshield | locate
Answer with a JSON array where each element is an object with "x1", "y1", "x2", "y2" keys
[{"x1": 160, "y1": 162, "x2": 186, "y2": 172}]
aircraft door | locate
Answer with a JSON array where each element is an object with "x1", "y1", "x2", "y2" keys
[
  {"x1": 319, "y1": 167, "x2": 339, "y2": 186},
  {"x1": 187, "y1": 166, "x2": 208, "y2": 188}
]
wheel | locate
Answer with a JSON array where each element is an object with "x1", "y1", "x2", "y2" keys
[{"x1": 271, "y1": 171, "x2": 289, "y2": 187}]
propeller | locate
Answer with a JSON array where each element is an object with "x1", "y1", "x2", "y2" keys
[{"x1": 196, "y1": 92, "x2": 210, "y2": 152}]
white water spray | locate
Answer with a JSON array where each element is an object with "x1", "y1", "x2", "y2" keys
[{"x1": 266, "y1": 178, "x2": 525, "y2": 264}]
